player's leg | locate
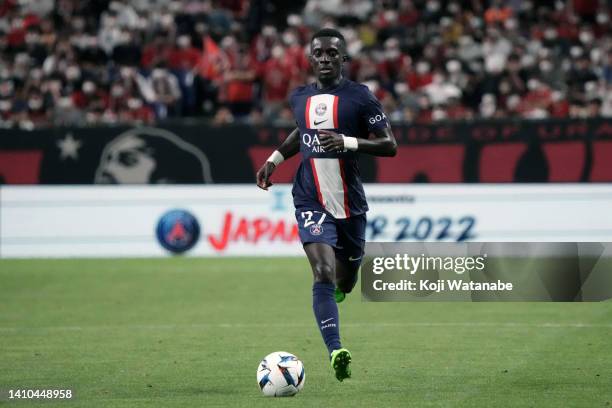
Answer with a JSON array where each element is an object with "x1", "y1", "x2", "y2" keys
[
  {"x1": 296, "y1": 209, "x2": 342, "y2": 355},
  {"x1": 304, "y1": 242, "x2": 341, "y2": 353},
  {"x1": 296, "y1": 208, "x2": 351, "y2": 381},
  {"x1": 303, "y1": 242, "x2": 352, "y2": 381},
  {"x1": 334, "y1": 213, "x2": 367, "y2": 302}
]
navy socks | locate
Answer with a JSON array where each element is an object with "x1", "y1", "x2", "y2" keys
[{"x1": 312, "y1": 282, "x2": 341, "y2": 355}]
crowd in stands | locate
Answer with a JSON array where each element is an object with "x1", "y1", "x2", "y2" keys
[{"x1": 0, "y1": 0, "x2": 610, "y2": 129}]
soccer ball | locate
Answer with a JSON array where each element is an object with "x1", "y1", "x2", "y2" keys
[{"x1": 256, "y1": 351, "x2": 305, "y2": 397}]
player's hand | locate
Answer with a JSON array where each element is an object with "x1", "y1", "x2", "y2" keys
[
  {"x1": 256, "y1": 161, "x2": 276, "y2": 190},
  {"x1": 318, "y1": 130, "x2": 345, "y2": 153}
]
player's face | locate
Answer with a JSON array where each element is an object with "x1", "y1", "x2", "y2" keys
[{"x1": 310, "y1": 37, "x2": 344, "y2": 82}]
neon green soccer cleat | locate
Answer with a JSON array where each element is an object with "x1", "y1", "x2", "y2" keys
[
  {"x1": 334, "y1": 288, "x2": 346, "y2": 303},
  {"x1": 330, "y1": 348, "x2": 352, "y2": 382}
]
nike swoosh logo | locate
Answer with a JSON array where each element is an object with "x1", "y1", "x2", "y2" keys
[
  {"x1": 348, "y1": 256, "x2": 362, "y2": 261},
  {"x1": 321, "y1": 318, "x2": 334, "y2": 324},
  {"x1": 314, "y1": 119, "x2": 327, "y2": 126}
]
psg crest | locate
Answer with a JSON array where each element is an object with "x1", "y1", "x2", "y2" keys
[
  {"x1": 315, "y1": 103, "x2": 327, "y2": 116},
  {"x1": 309, "y1": 224, "x2": 324, "y2": 236},
  {"x1": 156, "y1": 209, "x2": 201, "y2": 254}
]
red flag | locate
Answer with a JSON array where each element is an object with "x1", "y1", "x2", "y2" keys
[{"x1": 198, "y1": 36, "x2": 222, "y2": 80}]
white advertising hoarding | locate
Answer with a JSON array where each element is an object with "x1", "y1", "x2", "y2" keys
[{"x1": 1, "y1": 184, "x2": 612, "y2": 258}]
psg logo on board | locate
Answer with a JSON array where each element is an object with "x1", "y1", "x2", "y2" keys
[{"x1": 156, "y1": 209, "x2": 201, "y2": 254}]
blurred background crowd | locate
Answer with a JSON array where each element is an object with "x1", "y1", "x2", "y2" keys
[{"x1": 0, "y1": 0, "x2": 610, "y2": 129}]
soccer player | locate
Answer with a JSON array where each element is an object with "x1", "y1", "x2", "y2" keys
[{"x1": 256, "y1": 28, "x2": 397, "y2": 381}]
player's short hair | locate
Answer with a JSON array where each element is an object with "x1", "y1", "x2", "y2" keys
[{"x1": 311, "y1": 28, "x2": 346, "y2": 47}]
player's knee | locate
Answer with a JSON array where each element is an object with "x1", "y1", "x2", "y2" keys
[{"x1": 312, "y1": 263, "x2": 335, "y2": 284}]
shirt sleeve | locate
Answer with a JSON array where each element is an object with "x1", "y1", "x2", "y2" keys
[{"x1": 360, "y1": 86, "x2": 389, "y2": 132}]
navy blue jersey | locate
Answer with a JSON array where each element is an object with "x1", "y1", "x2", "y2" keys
[{"x1": 289, "y1": 78, "x2": 389, "y2": 219}]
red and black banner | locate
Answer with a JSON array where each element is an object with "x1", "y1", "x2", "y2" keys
[{"x1": 1, "y1": 119, "x2": 611, "y2": 184}]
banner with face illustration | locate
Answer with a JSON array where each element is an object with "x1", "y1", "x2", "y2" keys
[
  {"x1": 94, "y1": 127, "x2": 214, "y2": 184},
  {"x1": 0, "y1": 119, "x2": 611, "y2": 184},
  {"x1": 0, "y1": 124, "x2": 254, "y2": 184}
]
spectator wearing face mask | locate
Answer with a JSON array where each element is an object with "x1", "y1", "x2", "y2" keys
[
  {"x1": 405, "y1": 60, "x2": 434, "y2": 91},
  {"x1": 119, "y1": 96, "x2": 154, "y2": 124},
  {"x1": 15, "y1": 90, "x2": 48, "y2": 129},
  {"x1": 149, "y1": 66, "x2": 182, "y2": 119},
  {"x1": 260, "y1": 44, "x2": 294, "y2": 120},
  {"x1": 482, "y1": 28, "x2": 512, "y2": 75},
  {"x1": 168, "y1": 35, "x2": 201, "y2": 71},
  {"x1": 72, "y1": 80, "x2": 109, "y2": 113},
  {"x1": 168, "y1": 35, "x2": 200, "y2": 115},
  {"x1": 549, "y1": 91, "x2": 570, "y2": 118},
  {"x1": 479, "y1": 94, "x2": 498, "y2": 119},
  {"x1": 141, "y1": 33, "x2": 173, "y2": 70},
  {"x1": 423, "y1": 71, "x2": 461, "y2": 106},
  {"x1": 250, "y1": 25, "x2": 279, "y2": 66},
  {"x1": 377, "y1": 37, "x2": 405, "y2": 85},
  {"x1": 281, "y1": 29, "x2": 309, "y2": 82},
  {"x1": 219, "y1": 37, "x2": 256, "y2": 117},
  {"x1": 415, "y1": 94, "x2": 433, "y2": 124},
  {"x1": 112, "y1": 29, "x2": 142, "y2": 66},
  {"x1": 520, "y1": 79, "x2": 553, "y2": 119}
]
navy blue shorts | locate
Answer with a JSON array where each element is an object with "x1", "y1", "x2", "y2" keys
[{"x1": 295, "y1": 208, "x2": 366, "y2": 264}]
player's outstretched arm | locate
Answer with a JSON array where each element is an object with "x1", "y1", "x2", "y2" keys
[
  {"x1": 318, "y1": 127, "x2": 397, "y2": 157},
  {"x1": 256, "y1": 127, "x2": 301, "y2": 190}
]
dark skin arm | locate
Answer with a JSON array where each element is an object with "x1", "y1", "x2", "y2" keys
[
  {"x1": 256, "y1": 127, "x2": 300, "y2": 190},
  {"x1": 318, "y1": 126, "x2": 397, "y2": 156}
]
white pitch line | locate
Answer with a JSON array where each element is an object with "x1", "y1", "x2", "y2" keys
[{"x1": 0, "y1": 321, "x2": 611, "y2": 333}]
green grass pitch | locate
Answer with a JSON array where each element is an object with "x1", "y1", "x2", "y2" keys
[{"x1": 1, "y1": 258, "x2": 611, "y2": 407}]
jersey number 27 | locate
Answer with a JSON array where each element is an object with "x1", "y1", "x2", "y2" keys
[{"x1": 301, "y1": 211, "x2": 327, "y2": 228}]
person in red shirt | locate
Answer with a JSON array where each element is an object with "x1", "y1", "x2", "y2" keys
[
  {"x1": 167, "y1": 35, "x2": 201, "y2": 115},
  {"x1": 405, "y1": 60, "x2": 434, "y2": 91},
  {"x1": 168, "y1": 35, "x2": 201, "y2": 71},
  {"x1": 71, "y1": 80, "x2": 109, "y2": 112},
  {"x1": 141, "y1": 34, "x2": 173, "y2": 71},
  {"x1": 119, "y1": 97, "x2": 154, "y2": 124},
  {"x1": 261, "y1": 45, "x2": 293, "y2": 104},
  {"x1": 219, "y1": 38, "x2": 256, "y2": 116},
  {"x1": 549, "y1": 91, "x2": 570, "y2": 118}
]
